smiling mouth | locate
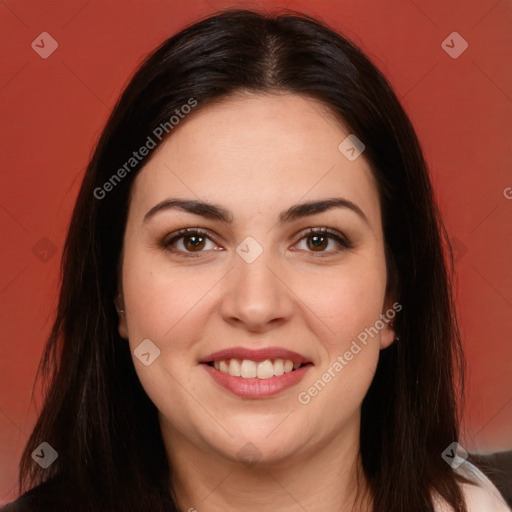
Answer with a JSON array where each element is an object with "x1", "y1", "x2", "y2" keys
[{"x1": 206, "y1": 358, "x2": 311, "y2": 380}]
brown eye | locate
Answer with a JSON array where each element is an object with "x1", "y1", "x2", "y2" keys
[
  {"x1": 181, "y1": 234, "x2": 206, "y2": 251},
  {"x1": 295, "y1": 228, "x2": 352, "y2": 255},
  {"x1": 165, "y1": 228, "x2": 219, "y2": 256},
  {"x1": 306, "y1": 234, "x2": 329, "y2": 251}
]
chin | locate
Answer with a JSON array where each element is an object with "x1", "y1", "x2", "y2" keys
[{"x1": 208, "y1": 426, "x2": 307, "y2": 467}]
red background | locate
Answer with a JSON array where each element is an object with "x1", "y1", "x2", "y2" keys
[{"x1": 0, "y1": 0, "x2": 511, "y2": 503}]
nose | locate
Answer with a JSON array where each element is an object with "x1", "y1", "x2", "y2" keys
[{"x1": 220, "y1": 250, "x2": 294, "y2": 333}]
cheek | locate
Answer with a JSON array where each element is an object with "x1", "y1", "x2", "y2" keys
[
  {"x1": 120, "y1": 251, "x2": 218, "y2": 421},
  {"x1": 121, "y1": 249, "x2": 217, "y2": 352},
  {"x1": 297, "y1": 274, "x2": 383, "y2": 417},
  {"x1": 293, "y1": 254, "x2": 387, "y2": 409},
  {"x1": 298, "y1": 261, "x2": 388, "y2": 348}
]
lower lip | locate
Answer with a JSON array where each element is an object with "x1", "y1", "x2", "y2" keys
[{"x1": 202, "y1": 363, "x2": 311, "y2": 398}]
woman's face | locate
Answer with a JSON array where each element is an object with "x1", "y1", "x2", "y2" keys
[{"x1": 118, "y1": 92, "x2": 396, "y2": 467}]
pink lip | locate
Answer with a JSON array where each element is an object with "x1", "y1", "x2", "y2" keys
[
  {"x1": 199, "y1": 346, "x2": 310, "y2": 364},
  {"x1": 202, "y1": 363, "x2": 312, "y2": 399}
]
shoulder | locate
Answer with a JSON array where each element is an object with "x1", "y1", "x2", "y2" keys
[
  {"x1": 433, "y1": 460, "x2": 511, "y2": 512},
  {"x1": 1, "y1": 477, "x2": 63, "y2": 512},
  {"x1": 457, "y1": 460, "x2": 511, "y2": 511}
]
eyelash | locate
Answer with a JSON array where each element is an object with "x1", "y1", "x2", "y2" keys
[{"x1": 162, "y1": 227, "x2": 353, "y2": 258}]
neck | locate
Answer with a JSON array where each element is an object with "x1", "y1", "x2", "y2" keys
[{"x1": 161, "y1": 414, "x2": 372, "y2": 512}]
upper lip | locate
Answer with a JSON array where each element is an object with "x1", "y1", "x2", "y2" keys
[{"x1": 199, "y1": 347, "x2": 311, "y2": 365}]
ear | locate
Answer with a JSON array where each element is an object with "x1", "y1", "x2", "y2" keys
[
  {"x1": 380, "y1": 298, "x2": 399, "y2": 350},
  {"x1": 115, "y1": 293, "x2": 129, "y2": 339}
]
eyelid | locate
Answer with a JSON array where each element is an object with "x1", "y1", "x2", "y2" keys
[
  {"x1": 163, "y1": 227, "x2": 221, "y2": 254},
  {"x1": 295, "y1": 227, "x2": 353, "y2": 252},
  {"x1": 162, "y1": 226, "x2": 352, "y2": 256}
]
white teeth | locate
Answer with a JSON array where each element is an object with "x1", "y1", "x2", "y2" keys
[
  {"x1": 212, "y1": 358, "x2": 302, "y2": 379},
  {"x1": 240, "y1": 360, "x2": 257, "y2": 378},
  {"x1": 284, "y1": 360, "x2": 294, "y2": 373},
  {"x1": 229, "y1": 359, "x2": 241, "y2": 377},
  {"x1": 257, "y1": 359, "x2": 274, "y2": 379},
  {"x1": 274, "y1": 359, "x2": 284, "y2": 376}
]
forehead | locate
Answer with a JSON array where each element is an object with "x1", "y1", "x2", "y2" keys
[{"x1": 129, "y1": 93, "x2": 381, "y2": 229}]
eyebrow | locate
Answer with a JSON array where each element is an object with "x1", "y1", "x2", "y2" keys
[{"x1": 143, "y1": 197, "x2": 370, "y2": 226}]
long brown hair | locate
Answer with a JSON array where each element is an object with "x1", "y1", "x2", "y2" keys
[{"x1": 18, "y1": 9, "x2": 468, "y2": 511}]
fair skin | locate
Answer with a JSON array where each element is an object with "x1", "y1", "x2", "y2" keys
[{"x1": 117, "y1": 92, "x2": 396, "y2": 512}]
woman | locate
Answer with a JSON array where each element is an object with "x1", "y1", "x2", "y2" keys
[{"x1": 2, "y1": 9, "x2": 509, "y2": 512}]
